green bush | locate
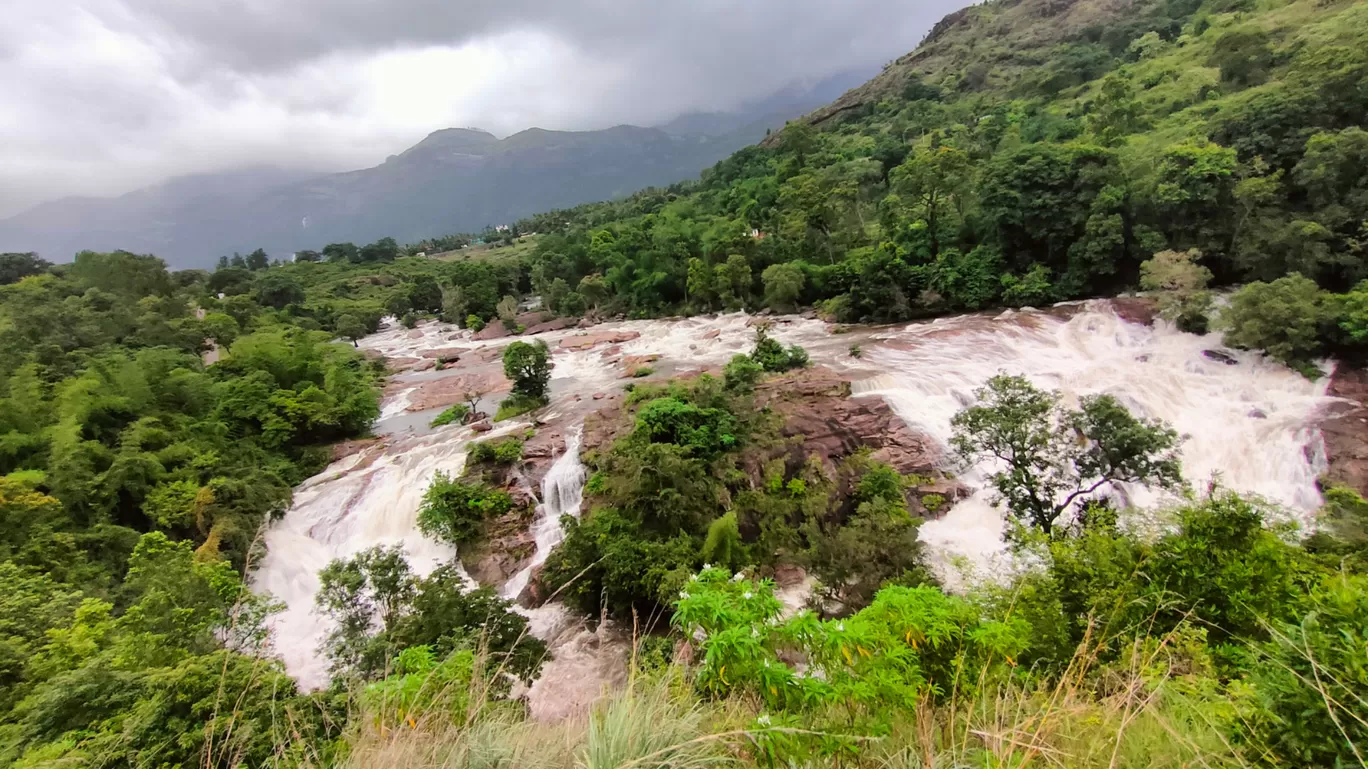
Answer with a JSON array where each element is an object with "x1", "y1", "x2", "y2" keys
[
  {"x1": 494, "y1": 393, "x2": 547, "y2": 421},
  {"x1": 466, "y1": 437, "x2": 523, "y2": 466},
  {"x1": 430, "y1": 403, "x2": 470, "y2": 427},
  {"x1": 722, "y1": 354, "x2": 764, "y2": 392},
  {"x1": 750, "y1": 327, "x2": 809, "y2": 372},
  {"x1": 1220, "y1": 274, "x2": 1328, "y2": 369},
  {"x1": 634, "y1": 397, "x2": 738, "y2": 459},
  {"x1": 465, "y1": 314, "x2": 485, "y2": 332},
  {"x1": 416, "y1": 472, "x2": 514, "y2": 546},
  {"x1": 631, "y1": 365, "x2": 654, "y2": 378}
]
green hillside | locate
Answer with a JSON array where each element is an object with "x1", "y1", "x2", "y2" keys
[{"x1": 512, "y1": 0, "x2": 1366, "y2": 327}]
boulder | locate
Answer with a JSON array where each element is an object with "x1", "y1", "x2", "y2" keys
[
  {"x1": 560, "y1": 330, "x2": 641, "y2": 351},
  {"x1": 406, "y1": 371, "x2": 511, "y2": 411},
  {"x1": 523, "y1": 316, "x2": 575, "y2": 335},
  {"x1": 471, "y1": 420, "x2": 493, "y2": 433},
  {"x1": 620, "y1": 354, "x2": 659, "y2": 377},
  {"x1": 1319, "y1": 365, "x2": 1368, "y2": 496},
  {"x1": 406, "y1": 329, "x2": 424, "y2": 339},
  {"x1": 1110, "y1": 296, "x2": 1159, "y2": 326},
  {"x1": 419, "y1": 346, "x2": 466, "y2": 360},
  {"x1": 756, "y1": 366, "x2": 948, "y2": 478},
  {"x1": 1202, "y1": 349, "x2": 1239, "y2": 366},
  {"x1": 702, "y1": 329, "x2": 720, "y2": 340},
  {"x1": 473, "y1": 320, "x2": 510, "y2": 341}
]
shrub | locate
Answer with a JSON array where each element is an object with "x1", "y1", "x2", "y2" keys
[
  {"x1": 494, "y1": 393, "x2": 547, "y2": 421},
  {"x1": 722, "y1": 354, "x2": 763, "y2": 392},
  {"x1": 416, "y1": 472, "x2": 514, "y2": 546},
  {"x1": 631, "y1": 366, "x2": 654, "y2": 378},
  {"x1": 1220, "y1": 273, "x2": 1327, "y2": 369},
  {"x1": 400, "y1": 312, "x2": 418, "y2": 329},
  {"x1": 466, "y1": 437, "x2": 523, "y2": 466},
  {"x1": 465, "y1": 314, "x2": 485, "y2": 332},
  {"x1": 750, "y1": 327, "x2": 809, "y2": 372},
  {"x1": 634, "y1": 397, "x2": 738, "y2": 459},
  {"x1": 430, "y1": 403, "x2": 470, "y2": 427}
]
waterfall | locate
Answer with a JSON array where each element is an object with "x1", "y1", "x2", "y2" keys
[
  {"x1": 503, "y1": 428, "x2": 587, "y2": 599},
  {"x1": 254, "y1": 301, "x2": 1340, "y2": 694}
]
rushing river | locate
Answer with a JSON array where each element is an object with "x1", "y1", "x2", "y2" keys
[{"x1": 252, "y1": 301, "x2": 1337, "y2": 708}]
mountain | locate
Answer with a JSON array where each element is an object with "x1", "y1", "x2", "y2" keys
[{"x1": 0, "y1": 76, "x2": 860, "y2": 268}]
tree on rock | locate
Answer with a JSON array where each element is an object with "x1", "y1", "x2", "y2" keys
[
  {"x1": 502, "y1": 340, "x2": 552, "y2": 400},
  {"x1": 950, "y1": 374, "x2": 1183, "y2": 537}
]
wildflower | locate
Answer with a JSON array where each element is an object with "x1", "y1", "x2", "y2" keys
[
  {"x1": 742, "y1": 591, "x2": 753, "y2": 600},
  {"x1": 757, "y1": 714, "x2": 771, "y2": 726},
  {"x1": 680, "y1": 590, "x2": 690, "y2": 600},
  {"x1": 835, "y1": 622, "x2": 845, "y2": 631},
  {"x1": 732, "y1": 572, "x2": 745, "y2": 582}
]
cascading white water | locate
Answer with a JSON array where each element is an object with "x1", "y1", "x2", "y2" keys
[
  {"x1": 254, "y1": 301, "x2": 1341, "y2": 699},
  {"x1": 852, "y1": 304, "x2": 1333, "y2": 586},
  {"x1": 503, "y1": 429, "x2": 587, "y2": 599}
]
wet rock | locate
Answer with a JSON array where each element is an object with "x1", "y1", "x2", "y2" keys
[
  {"x1": 474, "y1": 346, "x2": 505, "y2": 362},
  {"x1": 599, "y1": 344, "x2": 623, "y2": 358},
  {"x1": 1110, "y1": 297, "x2": 1159, "y2": 326},
  {"x1": 620, "y1": 354, "x2": 659, "y2": 377},
  {"x1": 1134, "y1": 354, "x2": 1150, "y2": 363},
  {"x1": 592, "y1": 392, "x2": 605, "y2": 400},
  {"x1": 470, "y1": 420, "x2": 493, "y2": 433},
  {"x1": 463, "y1": 506, "x2": 536, "y2": 587},
  {"x1": 1248, "y1": 408, "x2": 1268, "y2": 419},
  {"x1": 523, "y1": 316, "x2": 575, "y2": 335},
  {"x1": 473, "y1": 320, "x2": 510, "y2": 341},
  {"x1": 410, "y1": 358, "x2": 436, "y2": 372},
  {"x1": 419, "y1": 346, "x2": 466, "y2": 359},
  {"x1": 1203, "y1": 349, "x2": 1239, "y2": 366},
  {"x1": 329, "y1": 437, "x2": 384, "y2": 462},
  {"x1": 406, "y1": 371, "x2": 511, "y2": 411},
  {"x1": 1319, "y1": 366, "x2": 1368, "y2": 496},
  {"x1": 702, "y1": 329, "x2": 720, "y2": 340},
  {"x1": 406, "y1": 329, "x2": 424, "y2": 339},
  {"x1": 756, "y1": 367, "x2": 946, "y2": 474},
  {"x1": 560, "y1": 330, "x2": 641, "y2": 351}
]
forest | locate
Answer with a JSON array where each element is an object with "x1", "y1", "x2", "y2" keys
[{"x1": 1, "y1": 0, "x2": 1367, "y2": 764}]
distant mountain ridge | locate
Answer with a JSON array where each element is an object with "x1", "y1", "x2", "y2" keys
[{"x1": 0, "y1": 74, "x2": 867, "y2": 268}]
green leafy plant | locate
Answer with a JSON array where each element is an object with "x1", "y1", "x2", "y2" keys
[{"x1": 430, "y1": 403, "x2": 470, "y2": 427}]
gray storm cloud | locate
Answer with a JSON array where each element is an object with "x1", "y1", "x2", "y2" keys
[{"x1": 0, "y1": 0, "x2": 967, "y2": 217}]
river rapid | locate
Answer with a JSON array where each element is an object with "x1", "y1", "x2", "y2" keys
[{"x1": 252, "y1": 301, "x2": 1338, "y2": 713}]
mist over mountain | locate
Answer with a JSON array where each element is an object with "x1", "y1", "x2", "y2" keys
[{"x1": 0, "y1": 74, "x2": 865, "y2": 268}]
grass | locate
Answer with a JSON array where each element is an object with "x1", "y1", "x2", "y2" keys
[{"x1": 313, "y1": 619, "x2": 1247, "y2": 769}]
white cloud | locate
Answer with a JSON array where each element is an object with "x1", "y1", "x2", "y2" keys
[{"x1": 0, "y1": 0, "x2": 968, "y2": 217}]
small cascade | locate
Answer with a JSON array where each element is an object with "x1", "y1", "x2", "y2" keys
[{"x1": 503, "y1": 428, "x2": 586, "y2": 599}]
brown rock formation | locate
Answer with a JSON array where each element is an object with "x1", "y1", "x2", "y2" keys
[
  {"x1": 620, "y1": 354, "x2": 659, "y2": 376},
  {"x1": 524, "y1": 317, "x2": 575, "y2": 335},
  {"x1": 1110, "y1": 297, "x2": 1159, "y2": 326},
  {"x1": 473, "y1": 320, "x2": 510, "y2": 341},
  {"x1": 329, "y1": 437, "x2": 384, "y2": 462},
  {"x1": 1320, "y1": 365, "x2": 1368, "y2": 496},
  {"x1": 407, "y1": 371, "x2": 511, "y2": 411},
  {"x1": 560, "y1": 330, "x2": 641, "y2": 351},
  {"x1": 756, "y1": 367, "x2": 948, "y2": 477},
  {"x1": 419, "y1": 346, "x2": 467, "y2": 360}
]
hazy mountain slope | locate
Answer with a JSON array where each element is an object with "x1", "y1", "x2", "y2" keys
[{"x1": 0, "y1": 77, "x2": 859, "y2": 268}]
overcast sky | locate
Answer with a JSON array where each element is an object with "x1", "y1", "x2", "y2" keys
[{"x1": 0, "y1": 0, "x2": 967, "y2": 217}]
